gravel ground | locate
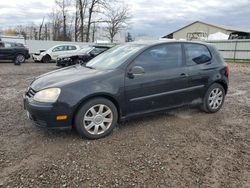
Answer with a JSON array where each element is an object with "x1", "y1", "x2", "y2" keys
[{"x1": 0, "y1": 62, "x2": 250, "y2": 188}]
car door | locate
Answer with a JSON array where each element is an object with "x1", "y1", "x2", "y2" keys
[
  {"x1": 0, "y1": 42, "x2": 5, "y2": 59},
  {"x1": 125, "y1": 43, "x2": 189, "y2": 115},
  {"x1": 183, "y1": 43, "x2": 213, "y2": 102},
  {"x1": 50, "y1": 45, "x2": 67, "y2": 60},
  {"x1": 0, "y1": 42, "x2": 14, "y2": 60}
]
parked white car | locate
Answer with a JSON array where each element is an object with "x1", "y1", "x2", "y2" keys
[{"x1": 32, "y1": 44, "x2": 81, "y2": 63}]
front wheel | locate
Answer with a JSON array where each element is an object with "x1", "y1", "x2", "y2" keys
[
  {"x1": 15, "y1": 54, "x2": 26, "y2": 63},
  {"x1": 202, "y1": 83, "x2": 225, "y2": 113},
  {"x1": 73, "y1": 58, "x2": 84, "y2": 65},
  {"x1": 75, "y1": 98, "x2": 118, "y2": 139},
  {"x1": 42, "y1": 55, "x2": 51, "y2": 63}
]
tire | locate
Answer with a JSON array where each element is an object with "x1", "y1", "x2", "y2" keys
[
  {"x1": 75, "y1": 98, "x2": 118, "y2": 139},
  {"x1": 73, "y1": 58, "x2": 78, "y2": 65},
  {"x1": 73, "y1": 58, "x2": 84, "y2": 65},
  {"x1": 15, "y1": 54, "x2": 26, "y2": 63},
  {"x1": 202, "y1": 83, "x2": 225, "y2": 113},
  {"x1": 78, "y1": 59, "x2": 85, "y2": 65},
  {"x1": 66, "y1": 60, "x2": 73, "y2": 67},
  {"x1": 42, "y1": 55, "x2": 51, "y2": 63}
]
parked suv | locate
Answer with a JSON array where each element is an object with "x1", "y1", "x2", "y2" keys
[
  {"x1": 24, "y1": 41, "x2": 229, "y2": 139},
  {"x1": 32, "y1": 44, "x2": 81, "y2": 63},
  {"x1": 0, "y1": 41, "x2": 30, "y2": 63},
  {"x1": 56, "y1": 45, "x2": 112, "y2": 67}
]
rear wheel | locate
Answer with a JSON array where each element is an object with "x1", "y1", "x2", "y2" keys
[
  {"x1": 75, "y1": 98, "x2": 118, "y2": 139},
  {"x1": 202, "y1": 83, "x2": 225, "y2": 113}
]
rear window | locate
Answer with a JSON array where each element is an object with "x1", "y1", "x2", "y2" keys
[{"x1": 184, "y1": 44, "x2": 211, "y2": 65}]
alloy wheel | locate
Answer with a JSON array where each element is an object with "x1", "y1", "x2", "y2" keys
[
  {"x1": 208, "y1": 88, "x2": 223, "y2": 110},
  {"x1": 16, "y1": 55, "x2": 25, "y2": 63},
  {"x1": 83, "y1": 104, "x2": 113, "y2": 135}
]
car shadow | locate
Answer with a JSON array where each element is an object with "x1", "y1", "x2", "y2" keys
[{"x1": 28, "y1": 106, "x2": 201, "y2": 140}]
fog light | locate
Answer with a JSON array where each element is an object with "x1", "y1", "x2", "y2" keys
[{"x1": 56, "y1": 115, "x2": 68, "y2": 120}]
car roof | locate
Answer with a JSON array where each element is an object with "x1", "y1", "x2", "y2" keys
[
  {"x1": 129, "y1": 40, "x2": 211, "y2": 47},
  {"x1": 0, "y1": 41, "x2": 18, "y2": 44},
  {"x1": 53, "y1": 44, "x2": 79, "y2": 47},
  {"x1": 92, "y1": 45, "x2": 111, "y2": 48},
  {"x1": 0, "y1": 41, "x2": 24, "y2": 46}
]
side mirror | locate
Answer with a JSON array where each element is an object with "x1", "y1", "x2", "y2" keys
[{"x1": 127, "y1": 66, "x2": 145, "y2": 78}]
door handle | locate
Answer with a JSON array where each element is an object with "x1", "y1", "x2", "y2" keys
[{"x1": 180, "y1": 73, "x2": 188, "y2": 77}]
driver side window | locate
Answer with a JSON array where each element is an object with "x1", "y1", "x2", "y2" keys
[
  {"x1": 53, "y1": 45, "x2": 66, "y2": 52},
  {"x1": 133, "y1": 43, "x2": 182, "y2": 72}
]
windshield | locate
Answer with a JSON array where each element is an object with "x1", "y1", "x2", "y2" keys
[
  {"x1": 79, "y1": 46, "x2": 93, "y2": 53},
  {"x1": 86, "y1": 44, "x2": 145, "y2": 70}
]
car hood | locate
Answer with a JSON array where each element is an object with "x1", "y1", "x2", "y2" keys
[
  {"x1": 31, "y1": 65, "x2": 106, "y2": 91},
  {"x1": 58, "y1": 52, "x2": 87, "y2": 58}
]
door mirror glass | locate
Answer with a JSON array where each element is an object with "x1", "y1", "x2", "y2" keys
[{"x1": 130, "y1": 66, "x2": 145, "y2": 75}]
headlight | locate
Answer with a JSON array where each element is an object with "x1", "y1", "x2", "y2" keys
[
  {"x1": 63, "y1": 57, "x2": 72, "y2": 61},
  {"x1": 33, "y1": 88, "x2": 61, "y2": 103}
]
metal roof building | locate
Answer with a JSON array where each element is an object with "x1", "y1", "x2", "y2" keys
[{"x1": 162, "y1": 21, "x2": 250, "y2": 40}]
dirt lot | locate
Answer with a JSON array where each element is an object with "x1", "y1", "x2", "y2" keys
[{"x1": 0, "y1": 62, "x2": 250, "y2": 188}]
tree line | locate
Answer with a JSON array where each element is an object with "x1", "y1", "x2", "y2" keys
[{"x1": 2, "y1": 0, "x2": 130, "y2": 43}]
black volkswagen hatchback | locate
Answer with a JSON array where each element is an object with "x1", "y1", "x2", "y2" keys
[{"x1": 24, "y1": 41, "x2": 229, "y2": 139}]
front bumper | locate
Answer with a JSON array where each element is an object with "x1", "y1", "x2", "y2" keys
[
  {"x1": 23, "y1": 96, "x2": 72, "y2": 129},
  {"x1": 32, "y1": 54, "x2": 43, "y2": 62},
  {"x1": 26, "y1": 54, "x2": 31, "y2": 59},
  {"x1": 56, "y1": 58, "x2": 73, "y2": 67}
]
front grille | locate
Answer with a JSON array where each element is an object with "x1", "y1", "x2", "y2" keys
[{"x1": 26, "y1": 87, "x2": 37, "y2": 98}]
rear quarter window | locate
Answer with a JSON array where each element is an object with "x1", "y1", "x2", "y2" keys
[{"x1": 184, "y1": 44, "x2": 212, "y2": 65}]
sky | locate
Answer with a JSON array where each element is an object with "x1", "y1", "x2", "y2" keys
[{"x1": 0, "y1": 0, "x2": 250, "y2": 37}]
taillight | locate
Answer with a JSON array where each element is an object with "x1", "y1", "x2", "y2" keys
[{"x1": 225, "y1": 64, "x2": 229, "y2": 78}]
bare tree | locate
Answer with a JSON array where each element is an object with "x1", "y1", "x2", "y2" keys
[
  {"x1": 38, "y1": 17, "x2": 45, "y2": 40},
  {"x1": 85, "y1": 0, "x2": 108, "y2": 42},
  {"x1": 78, "y1": 0, "x2": 88, "y2": 42},
  {"x1": 49, "y1": 8, "x2": 62, "y2": 41},
  {"x1": 55, "y1": 0, "x2": 71, "y2": 41},
  {"x1": 44, "y1": 23, "x2": 49, "y2": 40},
  {"x1": 26, "y1": 0, "x2": 130, "y2": 42},
  {"x1": 91, "y1": 22, "x2": 97, "y2": 42},
  {"x1": 74, "y1": 0, "x2": 79, "y2": 41},
  {"x1": 33, "y1": 27, "x2": 38, "y2": 40},
  {"x1": 14, "y1": 25, "x2": 27, "y2": 39},
  {"x1": 104, "y1": 4, "x2": 130, "y2": 43}
]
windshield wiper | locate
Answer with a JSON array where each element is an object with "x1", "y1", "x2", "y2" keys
[{"x1": 84, "y1": 65, "x2": 95, "y2": 69}]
